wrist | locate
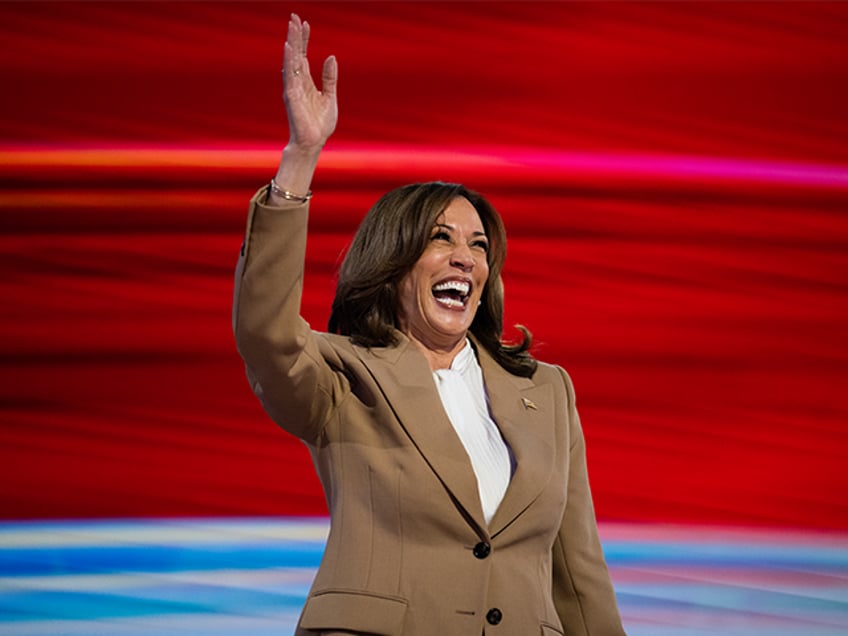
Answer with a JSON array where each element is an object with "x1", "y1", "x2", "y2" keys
[
  {"x1": 273, "y1": 143, "x2": 322, "y2": 201},
  {"x1": 269, "y1": 178, "x2": 312, "y2": 203},
  {"x1": 283, "y1": 141, "x2": 324, "y2": 161}
]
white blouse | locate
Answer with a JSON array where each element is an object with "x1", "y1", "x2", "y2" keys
[{"x1": 433, "y1": 341, "x2": 515, "y2": 525}]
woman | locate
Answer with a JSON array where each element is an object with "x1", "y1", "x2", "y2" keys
[{"x1": 233, "y1": 14, "x2": 626, "y2": 636}]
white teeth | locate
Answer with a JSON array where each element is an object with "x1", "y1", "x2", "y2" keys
[
  {"x1": 432, "y1": 280, "x2": 470, "y2": 296},
  {"x1": 435, "y1": 296, "x2": 465, "y2": 308}
]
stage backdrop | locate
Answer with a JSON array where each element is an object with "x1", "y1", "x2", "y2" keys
[{"x1": 1, "y1": 1, "x2": 847, "y2": 530}]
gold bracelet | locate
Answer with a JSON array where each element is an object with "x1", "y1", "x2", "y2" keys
[{"x1": 270, "y1": 178, "x2": 313, "y2": 202}]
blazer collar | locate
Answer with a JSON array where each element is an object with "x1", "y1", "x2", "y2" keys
[
  {"x1": 471, "y1": 337, "x2": 556, "y2": 537},
  {"x1": 353, "y1": 332, "x2": 555, "y2": 538}
]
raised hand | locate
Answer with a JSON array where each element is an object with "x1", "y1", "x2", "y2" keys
[
  {"x1": 270, "y1": 15, "x2": 338, "y2": 202},
  {"x1": 282, "y1": 14, "x2": 338, "y2": 151}
]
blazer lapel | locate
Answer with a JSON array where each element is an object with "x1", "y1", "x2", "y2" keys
[
  {"x1": 473, "y1": 341, "x2": 556, "y2": 538},
  {"x1": 353, "y1": 336, "x2": 488, "y2": 531}
]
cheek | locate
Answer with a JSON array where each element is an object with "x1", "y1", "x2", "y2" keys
[{"x1": 477, "y1": 264, "x2": 490, "y2": 291}]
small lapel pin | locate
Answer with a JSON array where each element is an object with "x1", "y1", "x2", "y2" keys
[{"x1": 521, "y1": 397, "x2": 538, "y2": 411}]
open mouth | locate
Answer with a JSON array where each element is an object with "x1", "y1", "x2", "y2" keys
[{"x1": 432, "y1": 279, "x2": 471, "y2": 309}]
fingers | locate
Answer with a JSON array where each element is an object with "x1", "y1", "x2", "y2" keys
[
  {"x1": 283, "y1": 13, "x2": 330, "y2": 97},
  {"x1": 302, "y1": 19, "x2": 310, "y2": 56},
  {"x1": 281, "y1": 19, "x2": 294, "y2": 86},
  {"x1": 286, "y1": 13, "x2": 301, "y2": 60},
  {"x1": 282, "y1": 15, "x2": 308, "y2": 89},
  {"x1": 288, "y1": 14, "x2": 309, "y2": 63}
]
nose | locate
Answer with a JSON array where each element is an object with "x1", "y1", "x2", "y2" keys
[{"x1": 450, "y1": 243, "x2": 475, "y2": 272}]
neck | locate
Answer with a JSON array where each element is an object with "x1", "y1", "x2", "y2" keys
[{"x1": 407, "y1": 335, "x2": 468, "y2": 371}]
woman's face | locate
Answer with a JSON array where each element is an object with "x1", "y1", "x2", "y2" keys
[{"x1": 398, "y1": 196, "x2": 490, "y2": 351}]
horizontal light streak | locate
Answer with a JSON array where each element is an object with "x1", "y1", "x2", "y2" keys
[
  {"x1": 2, "y1": 145, "x2": 846, "y2": 191},
  {"x1": 0, "y1": 518, "x2": 328, "y2": 550}
]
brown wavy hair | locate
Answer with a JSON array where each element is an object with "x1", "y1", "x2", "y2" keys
[{"x1": 328, "y1": 182, "x2": 537, "y2": 378}]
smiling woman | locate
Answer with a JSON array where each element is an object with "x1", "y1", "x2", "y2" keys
[
  {"x1": 397, "y1": 195, "x2": 492, "y2": 369},
  {"x1": 232, "y1": 14, "x2": 625, "y2": 636},
  {"x1": 328, "y1": 182, "x2": 532, "y2": 376}
]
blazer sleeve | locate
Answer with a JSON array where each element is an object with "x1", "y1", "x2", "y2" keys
[
  {"x1": 232, "y1": 186, "x2": 349, "y2": 443},
  {"x1": 551, "y1": 368, "x2": 626, "y2": 635}
]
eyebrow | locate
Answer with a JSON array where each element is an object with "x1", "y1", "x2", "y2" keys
[{"x1": 433, "y1": 223, "x2": 488, "y2": 238}]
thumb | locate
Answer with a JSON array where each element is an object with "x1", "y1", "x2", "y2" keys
[{"x1": 322, "y1": 55, "x2": 338, "y2": 98}]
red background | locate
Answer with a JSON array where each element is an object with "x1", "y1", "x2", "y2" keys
[{"x1": 1, "y1": 1, "x2": 847, "y2": 529}]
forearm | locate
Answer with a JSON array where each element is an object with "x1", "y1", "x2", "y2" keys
[
  {"x1": 267, "y1": 13, "x2": 337, "y2": 208},
  {"x1": 233, "y1": 190, "x2": 327, "y2": 437},
  {"x1": 233, "y1": 188, "x2": 309, "y2": 366}
]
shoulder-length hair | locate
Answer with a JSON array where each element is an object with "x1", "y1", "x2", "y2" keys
[{"x1": 328, "y1": 182, "x2": 537, "y2": 378}]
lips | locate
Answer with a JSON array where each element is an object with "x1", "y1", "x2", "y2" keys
[{"x1": 432, "y1": 278, "x2": 471, "y2": 309}]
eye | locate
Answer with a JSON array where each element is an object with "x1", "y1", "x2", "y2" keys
[
  {"x1": 472, "y1": 239, "x2": 489, "y2": 252},
  {"x1": 430, "y1": 230, "x2": 451, "y2": 242}
]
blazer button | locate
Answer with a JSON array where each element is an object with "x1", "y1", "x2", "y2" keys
[
  {"x1": 473, "y1": 542, "x2": 491, "y2": 559},
  {"x1": 486, "y1": 608, "x2": 503, "y2": 625}
]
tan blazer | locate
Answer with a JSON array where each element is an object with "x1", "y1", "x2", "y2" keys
[{"x1": 233, "y1": 188, "x2": 626, "y2": 636}]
